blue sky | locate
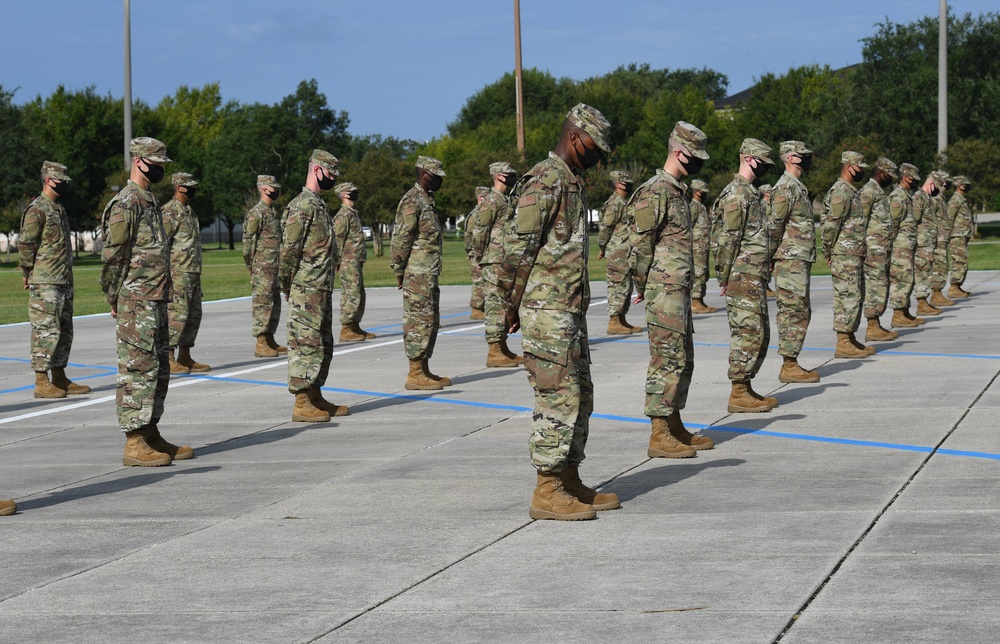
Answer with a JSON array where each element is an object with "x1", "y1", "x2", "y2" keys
[{"x1": 2, "y1": 1, "x2": 994, "y2": 142}]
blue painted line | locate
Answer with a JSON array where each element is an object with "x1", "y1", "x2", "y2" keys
[
  {"x1": 366, "y1": 311, "x2": 476, "y2": 332},
  {"x1": 0, "y1": 358, "x2": 117, "y2": 395}
]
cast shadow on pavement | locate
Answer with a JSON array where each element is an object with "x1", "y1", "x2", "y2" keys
[
  {"x1": 771, "y1": 382, "x2": 849, "y2": 405},
  {"x1": 195, "y1": 424, "x2": 314, "y2": 457},
  {"x1": 16, "y1": 466, "x2": 222, "y2": 512},
  {"x1": 346, "y1": 390, "x2": 465, "y2": 414},
  {"x1": 451, "y1": 368, "x2": 527, "y2": 386},
  {"x1": 605, "y1": 458, "x2": 746, "y2": 502},
  {"x1": 702, "y1": 413, "x2": 808, "y2": 447}
]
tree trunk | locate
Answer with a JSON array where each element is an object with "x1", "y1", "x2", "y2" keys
[
  {"x1": 373, "y1": 223, "x2": 384, "y2": 257},
  {"x1": 226, "y1": 218, "x2": 236, "y2": 250}
]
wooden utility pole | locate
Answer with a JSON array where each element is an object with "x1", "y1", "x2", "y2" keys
[
  {"x1": 938, "y1": 0, "x2": 948, "y2": 156},
  {"x1": 514, "y1": 0, "x2": 525, "y2": 158},
  {"x1": 124, "y1": 0, "x2": 133, "y2": 170}
]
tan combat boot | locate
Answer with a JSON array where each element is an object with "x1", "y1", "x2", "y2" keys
[
  {"x1": 834, "y1": 332, "x2": 870, "y2": 359},
  {"x1": 123, "y1": 428, "x2": 172, "y2": 467},
  {"x1": 529, "y1": 471, "x2": 596, "y2": 521},
  {"x1": 607, "y1": 315, "x2": 635, "y2": 335},
  {"x1": 51, "y1": 367, "x2": 91, "y2": 395},
  {"x1": 916, "y1": 298, "x2": 942, "y2": 316},
  {"x1": 405, "y1": 359, "x2": 444, "y2": 391},
  {"x1": 500, "y1": 339, "x2": 524, "y2": 365},
  {"x1": 351, "y1": 322, "x2": 376, "y2": 339},
  {"x1": 666, "y1": 410, "x2": 714, "y2": 450},
  {"x1": 422, "y1": 359, "x2": 452, "y2": 386},
  {"x1": 308, "y1": 385, "x2": 350, "y2": 417},
  {"x1": 647, "y1": 417, "x2": 698, "y2": 457},
  {"x1": 865, "y1": 318, "x2": 898, "y2": 342},
  {"x1": 891, "y1": 309, "x2": 920, "y2": 328},
  {"x1": 470, "y1": 308, "x2": 485, "y2": 320},
  {"x1": 903, "y1": 308, "x2": 927, "y2": 325},
  {"x1": 930, "y1": 288, "x2": 954, "y2": 307},
  {"x1": 0, "y1": 499, "x2": 17, "y2": 516},
  {"x1": 948, "y1": 284, "x2": 970, "y2": 299},
  {"x1": 291, "y1": 391, "x2": 331, "y2": 422},
  {"x1": 169, "y1": 350, "x2": 191, "y2": 375},
  {"x1": 255, "y1": 335, "x2": 279, "y2": 358},
  {"x1": 560, "y1": 464, "x2": 620, "y2": 511},
  {"x1": 265, "y1": 333, "x2": 288, "y2": 354},
  {"x1": 849, "y1": 332, "x2": 877, "y2": 356},
  {"x1": 691, "y1": 297, "x2": 717, "y2": 314},
  {"x1": 487, "y1": 342, "x2": 520, "y2": 368},
  {"x1": 146, "y1": 424, "x2": 194, "y2": 460},
  {"x1": 34, "y1": 371, "x2": 67, "y2": 399},
  {"x1": 728, "y1": 381, "x2": 775, "y2": 413},
  {"x1": 747, "y1": 381, "x2": 779, "y2": 408},
  {"x1": 339, "y1": 324, "x2": 367, "y2": 343},
  {"x1": 779, "y1": 356, "x2": 820, "y2": 383},
  {"x1": 766, "y1": 287, "x2": 777, "y2": 298},
  {"x1": 177, "y1": 347, "x2": 210, "y2": 373}
]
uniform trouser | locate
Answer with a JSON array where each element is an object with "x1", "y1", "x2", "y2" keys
[
  {"x1": 888, "y1": 244, "x2": 916, "y2": 310},
  {"x1": 287, "y1": 286, "x2": 333, "y2": 393},
  {"x1": 402, "y1": 272, "x2": 440, "y2": 360},
  {"x1": 725, "y1": 273, "x2": 769, "y2": 382},
  {"x1": 862, "y1": 253, "x2": 889, "y2": 319},
  {"x1": 521, "y1": 308, "x2": 592, "y2": 473},
  {"x1": 481, "y1": 264, "x2": 508, "y2": 344},
  {"x1": 338, "y1": 260, "x2": 367, "y2": 325},
  {"x1": 830, "y1": 254, "x2": 865, "y2": 333},
  {"x1": 773, "y1": 259, "x2": 812, "y2": 358},
  {"x1": 913, "y1": 245, "x2": 935, "y2": 299},
  {"x1": 644, "y1": 285, "x2": 693, "y2": 417},
  {"x1": 168, "y1": 271, "x2": 203, "y2": 349},
  {"x1": 931, "y1": 237, "x2": 949, "y2": 290},
  {"x1": 605, "y1": 247, "x2": 633, "y2": 317},
  {"x1": 468, "y1": 258, "x2": 484, "y2": 310},
  {"x1": 250, "y1": 264, "x2": 281, "y2": 338},
  {"x1": 949, "y1": 236, "x2": 970, "y2": 286},
  {"x1": 28, "y1": 283, "x2": 74, "y2": 372},
  {"x1": 116, "y1": 298, "x2": 169, "y2": 432},
  {"x1": 692, "y1": 240, "x2": 711, "y2": 299}
]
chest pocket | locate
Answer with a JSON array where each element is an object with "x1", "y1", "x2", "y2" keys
[
  {"x1": 134, "y1": 205, "x2": 162, "y2": 248},
  {"x1": 666, "y1": 195, "x2": 689, "y2": 232},
  {"x1": 746, "y1": 200, "x2": 764, "y2": 235},
  {"x1": 43, "y1": 211, "x2": 62, "y2": 244}
]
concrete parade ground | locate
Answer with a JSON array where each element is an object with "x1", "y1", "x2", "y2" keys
[{"x1": 1, "y1": 271, "x2": 999, "y2": 643}]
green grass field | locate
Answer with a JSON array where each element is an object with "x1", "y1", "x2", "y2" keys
[{"x1": 2, "y1": 230, "x2": 998, "y2": 325}]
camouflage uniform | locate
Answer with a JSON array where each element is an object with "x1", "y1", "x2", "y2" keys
[
  {"x1": 242, "y1": 196, "x2": 282, "y2": 338},
  {"x1": 931, "y1": 182, "x2": 951, "y2": 291},
  {"x1": 391, "y1": 183, "x2": 443, "y2": 360},
  {"x1": 472, "y1": 187, "x2": 514, "y2": 343},
  {"x1": 161, "y1": 192, "x2": 203, "y2": 350},
  {"x1": 628, "y1": 169, "x2": 694, "y2": 417},
  {"x1": 100, "y1": 180, "x2": 172, "y2": 432},
  {"x1": 279, "y1": 187, "x2": 337, "y2": 394},
  {"x1": 20, "y1": 191, "x2": 74, "y2": 372},
  {"x1": 887, "y1": 176, "x2": 918, "y2": 310},
  {"x1": 912, "y1": 188, "x2": 937, "y2": 301},
  {"x1": 333, "y1": 202, "x2": 368, "y2": 326},
  {"x1": 821, "y1": 176, "x2": 867, "y2": 333},
  {"x1": 948, "y1": 184, "x2": 973, "y2": 287},
  {"x1": 464, "y1": 210, "x2": 485, "y2": 311},
  {"x1": 598, "y1": 191, "x2": 633, "y2": 317},
  {"x1": 689, "y1": 185, "x2": 712, "y2": 300},
  {"x1": 768, "y1": 169, "x2": 815, "y2": 358},
  {"x1": 860, "y1": 177, "x2": 893, "y2": 319},
  {"x1": 715, "y1": 172, "x2": 771, "y2": 382}
]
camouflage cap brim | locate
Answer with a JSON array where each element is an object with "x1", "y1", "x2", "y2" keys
[
  {"x1": 567, "y1": 103, "x2": 612, "y2": 153},
  {"x1": 41, "y1": 161, "x2": 71, "y2": 182}
]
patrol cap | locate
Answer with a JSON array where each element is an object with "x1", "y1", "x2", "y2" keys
[
  {"x1": 41, "y1": 161, "x2": 71, "y2": 182},
  {"x1": 475, "y1": 185, "x2": 490, "y2": 198},
  {"x1": 690, "y1": 179, "x2": 709, "y2": 194},
  {"x1": 130, "y1": 137, "x2": 172, "y2": 163},
  {"x1": 256, "y1": 175, "x2": 281, "y2": 189},
  {"x1": 873, "y1": 157, "x2": 898, "y2": 179},
  {"x1": 310, "y1": 149, "x2": 340, "y2": 176},
  {"x1": 938, "y1": 170, "x2": 953, "y2": 188},
  {"x1": 334, "y1": 182, "x2": 358, "y2": 195},
  {"x1": 416, "y1": 155, "x2": 446, "y2": 177},
  {"x1": 952, "y1": 175, "x2": 971, "y2": 187},
  {"x1": 566, "y1": 103, "x2": 611, "y2": 153},
  {"x1": 899, "y1": 163, "x2": 921, "y2": 181},
  {"x1": 489, "y1": 161, "x2": 516, "y2": 176},
  {"x1": 929, "y1": 171, "x2": 947, "y2": 188},
  {"x1": 740, "y1": 138, "x2": 773, "y2": 164},
  {"x1": 171, "y1": 172, "x2": 198, "y2": 187},
  {"x1": 609, "y1": 170, "x2": 633, "y2": 184},
  {"x1": 841, "y1": 150, "x2": 869, "y2": 169},
  {"x1": 779, "y1": 140, "x2": 813, "y2": 157},
  {"x1": 670, "y1": 121, "x2": 710, "y2": 160}
]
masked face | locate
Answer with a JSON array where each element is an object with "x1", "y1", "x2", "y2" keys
[
  {"x1": 139, "y1": 159, "x2": 165, "y2": 184},
  {"x1": 929, "y1": 184, "x2": 940, "y2": 196},
  {"x1": 182, "y1": 187, "x2": 197, "y2": 199},
  {"x1": 679, "y1": 151, "x2": 704, "y2": 177},
  {"x1": 796, "y1": 155, "x2": 813, "y2": 172},
  {"x1": 265, "y1": 189, "x2": 279, "y2": 201},
  {"x1": 848, "y1": 165, "x2": 865, "y2": 183},
  {"x1": 49, "y1": 179, "x2": 70, "y2": 196},
  {"x1": 574, "y1": 133, "x2": 603, "y2": 169},
  {"x1": 876, "y1": 173, "x2": 893, "y2": 188},
  {"x1": 750, "y1": 158, "x2": 769, "y2": 179},
  {"x1": 427, "y1": 173, "x2": 443, "y2": 192},
  {"x1": 316, "y1": 169, "x2": 337, "y2": 191}
]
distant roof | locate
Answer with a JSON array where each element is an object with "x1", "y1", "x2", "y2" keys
[{"x1": 714, "y1": 64, "x2": 861, "y2": 111}]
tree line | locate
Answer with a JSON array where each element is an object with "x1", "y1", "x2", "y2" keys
[{"x1": 2, "y1": 10, "x2": 998, "y2": 254}]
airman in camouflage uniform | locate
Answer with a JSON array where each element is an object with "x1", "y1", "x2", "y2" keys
[
  {"x1": 689, "y1": 178, "x2": 716, "y2": 314},
  {"x1": 162, "y1": 172, "x2": 209, "y2": 374},
  {"x1": 715, "y1": 138, "x2": 777, "y2": 413},
  {"x1": 629, "y1": 121, "x2": 713, "y2": 458},
  {"x1": 598, "y1": 170, "x2": 640, "y2": 334},
  {"x1": 887, "y1": 164, "x2": 926, "y2": 328},
  {"x1": 279, "y1": 149, "x2": 350, "y2": 423},
  {"x1": 391, "y1": 156, "x2": 452, "y2": 391},
  {"x1": 470, "y1": 162, "x2": 522, "y2": 368},
  {"x1": 100, "y1": 137, "x2": 192, "y2": 466},
  {"x1": 333, "y1": 182, "x2": 376, "y2": 342},
  {"x1": 929, "y1": 171, "x2": 955, "y2": 307},
  {"x1": 243, "y1": 175, "x2": 286, "y2": 358},
  {"x1": 767, "y1": 141, "x2": 819, "y2": 383},
  {"x1": 496, "y1": 104, "x2": 618, "y2": 521},
  {"x1": 821, "y1": 151, "x2": 875, "y2": 359},
  {"x1": 859, "y1": 157, "x2": 899, "y2": 342},
  {"x1": 947, "y1": 175, "x2": 974, "y2": 299},
  {"x1": 464, "y1": 186, "x2": 489, "y2": 320},
  {"x1": 912, "y1": 172, "x2": 943, "y2": 316},
  {"x1": 19, "y1": 161, "x2": 91, "y2": 399}
]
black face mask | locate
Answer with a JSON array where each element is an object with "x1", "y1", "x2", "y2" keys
[
  {"x1": 140, "y1": 161, "x2": 165, "y2": 184},
  {"x1": 50, "y1": 181, "x2": 70, "y2": 196},
  {"x1": 848, "y1": 167, "x2": 865, "y2": 183},
  {"x1": 347, "y1": 192, "x2": 359, "y2": 201},
  {"x1": 317, "y1": 173, "x2": 337, "y2": 191},
  {"x1": 576, "y1": 137, "x2": 603, "y2": 169},
  {"x1": 929, "y1": 185, "x2": 940, "y2": 197},
  {"x1": 427, "y1": 174, "x2": 443, "y2": 192},
  {"x1": 265, "y1": 190, "x2": 279, "y2": 201},
  {"x1": 182, "y1": 188, "x2": 197, "y2": 199},
  {"x1": 796, "y1": 156, "x2": 813, "y2": 172},
  {"x1": 679, "y1": 153, "x2": 704, "y2": 176},
  {"x1": 751, "y1": 160, "x2": 769, "y2": 179},
  {"x1": 499, "y1": 174, "x2": 515, "y2": 186},
  {"x1": 877, "y1": 174, "x2": 893, "y2": 188}
]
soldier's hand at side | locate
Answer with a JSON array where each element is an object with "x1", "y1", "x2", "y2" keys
[
  {"x1": 22, "y1": 277, "x2": 28, "y2": 290},
  {"x1": 826, "y1": 257, "x2": 832, "y2": 267},
  {"x1": 396, "y1": 275, "x2": 404, "y2": 290},
  {"x1": 633, "y1": 293, "x2": 644, "y2": 305},
  {"x1": 110, "y1": 302, "x2": 118, "y2": 319},
  {"x1": 505, "y1": 310, "x2": 520, "y2": 334},
  {"x1": 598, "y1": 250, "x2": 605, "y2": 259},
  {"x1": 720, "y1": 284, "x2": 728, "y2": 297}
]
